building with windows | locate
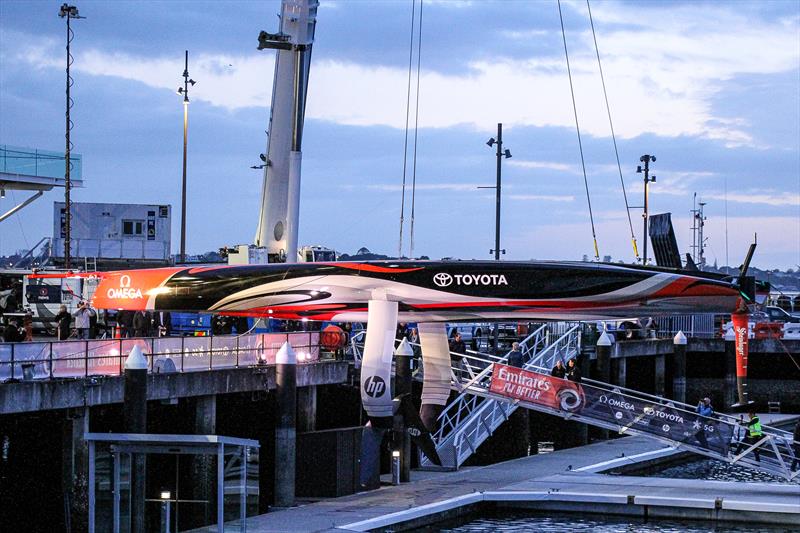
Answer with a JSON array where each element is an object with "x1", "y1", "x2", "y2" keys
[{"x1": 51, "y1": 201, "x2": 172, "y2": 269}]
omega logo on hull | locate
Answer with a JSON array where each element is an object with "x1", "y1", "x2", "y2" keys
[
  {"x1": 433, "y1": 273, "x2": 508, "y2": 288},
  {"x1": 106, "y1": 274, "x2": 143, "y2": 299}
]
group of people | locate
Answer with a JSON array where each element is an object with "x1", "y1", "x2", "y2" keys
[
  {"x1": 551, "y1": 358, "x2": 582, "y2": 382},
  {"x1": 116, "y1": 310, "x2": 172, "y2": 338}
]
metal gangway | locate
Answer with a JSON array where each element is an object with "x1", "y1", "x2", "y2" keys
[
  {"x1": 419, "y1": 326, "x2": 799, "y2": 481},
  {"x1": 418, "y1": 323, "x2": 581, "y2": 469}
]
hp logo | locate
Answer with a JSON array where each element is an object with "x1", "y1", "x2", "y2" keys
[
  {"x1": 363, "y1": 375, "x2": 386, "y2": 398},
  {"x1": 433, "y1": 273, "x2": 453, "y2": 287}
]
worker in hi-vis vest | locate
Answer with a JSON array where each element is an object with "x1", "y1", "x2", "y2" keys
[{"x1": 736, "y1": 412, "x2": 762, "y2": 461}]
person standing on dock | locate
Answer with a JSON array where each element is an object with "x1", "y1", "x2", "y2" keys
[
  {"x1": 566, "y1": 358, "x2": 582, "y2": 382},
  {"x1": 449, "y1": 332, "x2": 467, "y2": 382},
  {"x1": 551, "y1": 360, "x2": 566, "y2": 379},
  {"x1": 72, "y1": 301, "x2": 96, "y2": 340},
  {"x1": 736, "y1": 411, "x2": 762, "y2": 461},
  {"x1": 694, "y1": 397, "x2": 714, "y2": 448},
  {"x1": 791, "y1": 420, "x2": 800, "y2": 472},
  {"x1": 54, "y1": 305, "x2": 72, "y2": 340},
  {"x1": 507, "y1": 342, "x2": 523, "y2": 368}
]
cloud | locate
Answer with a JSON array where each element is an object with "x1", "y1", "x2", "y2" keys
[
  {"x1": 507, "y1": 194, "x2": 575, "y2": 202},
  {"x1": 706, "y1": 191, "x2": 800, "y2": 207},
  {"x1": 8, "y1": 1, "x2": 797, "y2": 147},
  {"x1": 507, "y1": 160, "x2": 578, "y2": 173},
  {"x1": 365, "y1": 183, "x2": 482, "y2": 192}
]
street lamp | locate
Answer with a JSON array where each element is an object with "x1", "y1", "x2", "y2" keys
[
  {"x1": 59, "y1": 3, "x2": 84, "y2": 269},
  {"x1": 636, "y1": 154, "x2": 656, "y2": 265},
  {"x1": 479, "y1": 123, "x2": 512, "y2": 260},
  {"x1": 176, "y1": 51, "x2": 195, "y2": 264}
]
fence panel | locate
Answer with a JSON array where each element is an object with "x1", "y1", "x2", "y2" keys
[
  {"x1": 236, "y1": 334, "x2": 260, "y2": 366},
  {"x1": 52, "y1": 340, "x2": 89, "y2": 378},
  {"x1": 0, "y1": 344, "x2": 12, "y2": 381},
  {"x1": 181, "y1": 336, "x2": 212, "y2": 371},
  {"x1": 211, "y1": 336, "x2": 239, "y2": 369}
]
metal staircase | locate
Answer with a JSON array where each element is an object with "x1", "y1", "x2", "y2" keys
[
  {"x1": 420, "y1": 324, "x2": 582, "y2": 469},
  {"x1": 422, "y1": 335, "x2": 799, "y2": 481},
  {"x1": 348, "y1": 322, "x2": 799, "y2": 480}
]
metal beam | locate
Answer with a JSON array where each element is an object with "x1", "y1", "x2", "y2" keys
[{"x1": 0, "y1": 190, "x2": 44, "y2": 223}]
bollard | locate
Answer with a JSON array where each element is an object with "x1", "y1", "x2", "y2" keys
[
  {"x1": 594, "y1": 331, "x2": 612, "y2": 439},
  {"x1": 274, "y1": 341, "x2": 296, "y2": 508},
  {"x1": 160, "y1": 490, "x2": 171, "y2": 533},
  {"x1": 673, "y1": 331, "x2": 687, "y2": 404},
  {"x1": 124, "y1": 345, "x2": 148, "y2": 533},
  {"x1": 595, "y1": 331, "x2": 612, "y2": 383},
  {"x1": 394, "y1": 338, "x2": 413, "y2": 482},
  {"x1": 391, "y1": 450, "x2": 401, "y2": 485}
]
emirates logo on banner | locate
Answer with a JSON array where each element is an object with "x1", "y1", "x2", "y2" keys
[{"x1": 489, "y1": 364, "x2": 584, "y2": 412}]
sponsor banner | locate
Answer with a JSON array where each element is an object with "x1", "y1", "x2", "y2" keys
[
  {"x1": 0, "y1": 344, "x2": 11, "y2": 381},
  {"x1": 732, "y1": 312, "x2": 749, "y2": 378},
  {"x1": 490, "y1": 363, "x2": 733, "y2": 455},
  {"x1": 489, "y1": 363, "x2": 583, "y2": 411},
  {"x1": 256, "y1": 332, "x2": 320, "y2": 364},
  {"x1": 52, "y1": 339, "x2": 124, "y2": 377},
  {"x1": 10, "y1": 342, "x2": 53, "y2": 379},
  {"x1": 181, "y1": 336, "x2": 214, "y2": 371},
  {"x1": 235, "y1": 334, "x2": 260, "y2": 366},
  {"x1": 211, "y1": 336, "x2": 239, "y2": 369}
]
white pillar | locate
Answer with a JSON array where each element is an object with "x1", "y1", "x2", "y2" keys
[
  {"x1": 418, "y1": 322, "x2": 451, "y2": 432},
  {"x1": 360, "y1": 299, "x2": 398, "y2": 426}
]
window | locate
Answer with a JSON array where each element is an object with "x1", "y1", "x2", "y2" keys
[{"x1": 122, "y1": 219, "x2": 145, "y2": 237}]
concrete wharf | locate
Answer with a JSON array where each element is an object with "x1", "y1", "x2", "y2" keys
[{"x1": 241, "y1": 416, "x2": 800, "y2": 532}]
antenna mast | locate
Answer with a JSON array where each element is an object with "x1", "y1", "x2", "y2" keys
[{"x1": 690, "y1": 195, "x2": 707, "y2": 270}]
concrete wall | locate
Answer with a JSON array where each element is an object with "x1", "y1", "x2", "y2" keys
[{"x1": 0, "y1": 361, "x2": 348, "y2": 414}]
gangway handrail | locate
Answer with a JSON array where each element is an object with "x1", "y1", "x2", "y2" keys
[
  {"x1": 523, "y1": 361, "x2": 793, "y2": 440},
  {"x1": 429, "y1": 324, "x2": 580, "y2": 451},
  {"x1": 578, "y1": 374, "x2": 788, "y2": 432},
  {"x1": 456, "y1": 366, "x2": 799, "y2": 481}
]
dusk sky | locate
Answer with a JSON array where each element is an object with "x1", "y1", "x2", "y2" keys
[{"x1": 1, "y1": 0, "x2": 798, "y2": 270}]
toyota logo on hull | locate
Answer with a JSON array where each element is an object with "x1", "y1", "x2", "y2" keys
[
  {"x1": 433, "y1": 273, "x2": 453, "y2": 287},
  {"x1": 433, "y1": 273, "x2": 508, "y2": 287},
  {"x1": 363, "y1": 375, "x2": 386, "y2": 398}
]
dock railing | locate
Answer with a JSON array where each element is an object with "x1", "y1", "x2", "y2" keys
[{"x1": 0, "y1": 331, "x2": 322, "y2": 382}]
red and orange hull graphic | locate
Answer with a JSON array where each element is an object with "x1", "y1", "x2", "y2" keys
[{"x1": 32, "y1": 260, "x2": 741, "y2": 322}]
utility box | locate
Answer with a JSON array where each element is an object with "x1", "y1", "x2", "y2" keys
[
  {"x1": 296, "y1": 427, "x2": 362, "y2": 498},
  {"x1": 51, "y1": 202, "x2": 171, "y2": 267}
]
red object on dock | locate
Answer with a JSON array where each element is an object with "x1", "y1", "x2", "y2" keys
[
  {"x1": 320, "y1": 325, "x2": 346, "y2": 351},
  {"x1": 753, "y1": 321, "x2": 783, "y2": 339}
]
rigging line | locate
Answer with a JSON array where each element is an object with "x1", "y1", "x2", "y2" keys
[
  {"x1": 398, "y1": 0, "x2": 417, "y2": 258},
  {"x1": 558, "y1": 0, "x2": 599, "y2": 260},
  {"x1": 409, "y1": 0, "x2": 424, "y2": 258},
  {"x1": 9, "y1": 190, "x2": 31, "y2": 252},
  {"x1": 586, "y1": 0, "x2": 638, "y2": 261}
]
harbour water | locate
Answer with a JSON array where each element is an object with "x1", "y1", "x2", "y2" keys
[
  {"x1": 438, "y1": 512, "x2": 798, "y2": 532},
  {"x1": 650, "y1": 457, "x2": 800, "y2": 485}
]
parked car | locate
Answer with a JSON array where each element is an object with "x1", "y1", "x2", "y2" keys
[
  {"x1": 598, "y1": 318, "x2": 657, "y2": 341},
  {"x1": 764, "y1": 306, "x2": 800, "y2": 323}
]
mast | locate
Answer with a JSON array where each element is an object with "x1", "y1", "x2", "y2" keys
[{"x1": 255, "y1": 0, "x2": 318, "y2": 263}]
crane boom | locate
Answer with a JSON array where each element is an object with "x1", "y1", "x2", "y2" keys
[{"x1": 254, "y1": 0, "x2": 318, "y2": 263}]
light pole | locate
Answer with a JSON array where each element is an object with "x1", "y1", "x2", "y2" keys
[
  {"x1": 59, "y1": 3, "x2": 84, "y2": 269},
  {"x1": 480, "y1": 123, "x2": 512, "y2": 260},
  {"x1": 636, "y1": 154, "x2": 656, "y2": 265},
  {"x1": 176, "y1": 51, "x2": 195, "y2": 264}
]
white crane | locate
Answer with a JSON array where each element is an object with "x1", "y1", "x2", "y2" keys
[{"x1": 254, "y1": 0, "x2": 318, "y2": 263}]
